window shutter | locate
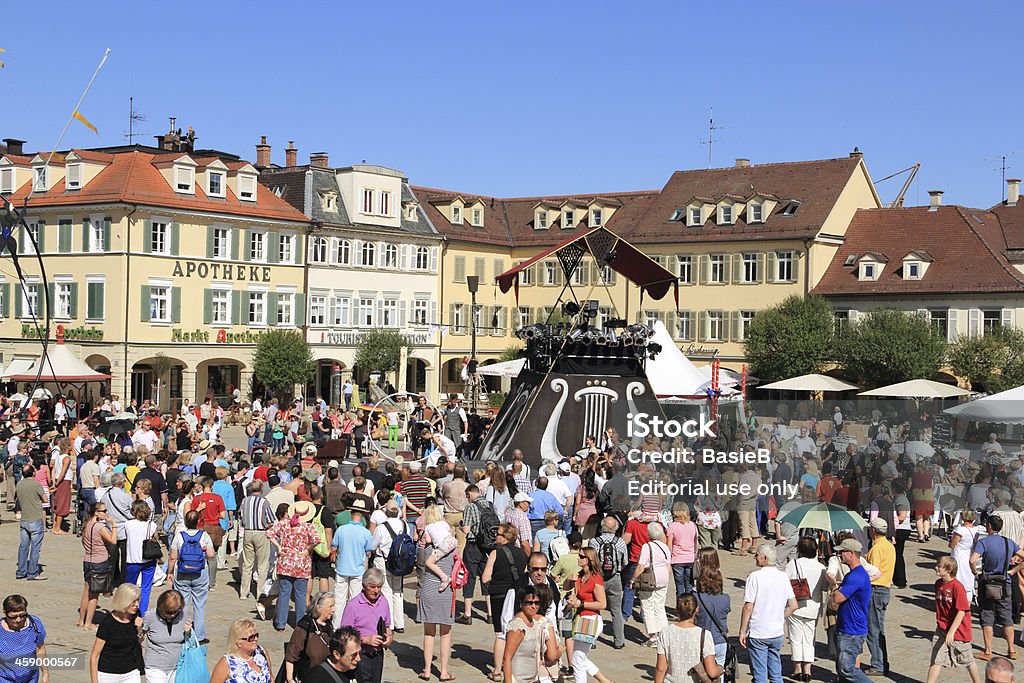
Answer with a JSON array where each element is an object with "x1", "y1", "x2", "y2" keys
[
  {"x1": 756, "y1": 253, "x2": 765, "y2": 283},
  {"x1": 172, "y1": 287, "x2": 181, "y2": 323},
  {"x1": 1002, "y1": 308, "x2": 1013, "y2": 329},
  {"x1": 170, "y1": 223, "x2": 180, "y2": 256},
  {"x1": 294, "y1": 293, "x2": 305, "y2": 326},
  {"x1": 203, "y1": 289, "x2": 213, "y2": 324},
  {"x1": 454, "y1": 257, "x2": 466, "y2": 282},
  {"x1": 947, "y1": 310, "x2": 958, "y2": 342},
  {"x1": 399, "y1": 245, "x2": 409, "y2": 271},
  {"x1": 143, "y1": 224, "x2": 152, "y2": 253},
  {"x1": 82, "y1": 219, "x2": 90, "y2": 252},
  {"x1": 267, "y1": 293, "x2": 278, "y2": 324},
  {"x1": 766, "y1": 252, "x2": 778, "y2": 283},
  {"x1": 731, "y1": 311, "x2": 740, "y2": 341},
  {"x1": 140, "y1": 285, "x2": 151, "y2": 322},
  {"x1": 206, "y1": 226, "x2": 215, "y2": 258},
  {"x1": 968, "y1": 309, "x2": 981, "y2": 337},
  {"x1": 666, "y1": 255, "x2": 678, "y2": 280},
  {"x1": 697, "y1": 311, "x2": 707, "y2": 341},
  {"x1": 46, "y1": 283, "x2": 55, "y2": 317},
  {"x1": 242, "y1": 230, "x2": 251, "y2": 261},
  {"x1": 665, "y1": 311, "x2": 676, "y2": 337},
  {"x1": 449, "y1": 304, "x2": 457, "y2": 334},
  {"x1": 103, "y1": 218, "x2": 111, "y2": 252},
  {"x1": 427, "y1": 301, "x2": 437, "y2": 326},
  {"x1": 399, "y1": 300, "x2": 407, "y2": 329},
  {"x1": 14, "y1": 287, "x2": 22, "y2": 319},
  {"x1": 733, "y1": 254, "x2": 743, "y2": 283},
  {"x1": 267, "y1": 231, "x2": 280, "y2": 263},
  {"x1": 722, "y1": 256, "x2": 732, "y2": 284},
  {"x1": 231, "y1": 231, "x2": 240, "y2": 261},
  {"x1": 293, "y1": 234, "x2": 304, "y2": 264},
  {"x1": 87, "y1": 282, "x2": 100, "y2": 319},
  {"x1": 375, "y1": 299, "x2": 384, "y2": 327},
  {"x1": 474, "y1": 257, "x2": 485, "y2": 279},
  {"x1": 429, "y1": 246, "x2": 439, "y2": 273},
  {"x1": 58, "y1": 220, "x2": 71, "y2": 253},
  {"x1": 791, "y1": 251, "x2": 801, "y2": 283},
  {"x1": 231, "y1": 291, "x2": 242, "y2": 324},
  {"x1": 35, "y1": 220, "x2": 45, "y2": 253},
  {"x1": 493, "y1": 259, "x2": 504, "y2": 280},
  {"x1": 68, "y1": 283, "x2": 79, "y2": 319}
]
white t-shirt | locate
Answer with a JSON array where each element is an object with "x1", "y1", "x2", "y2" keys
[
  {"x1": 544, "y1": 476, "x2": 572, "y2": 507},
  {"x1": 133, "y1": 429, "x2": 159, "y2": 452},
  {"x1": 124, "y1": 519, "x2": 157, "y2": 564},
  {"x1": 54, "y1": 402, "x2": 67, "y2": 423},
  {"x1": 171, "y1": 529, "x2": 213, "y2": 554},
  {"x1": 371, "y1": 517, "x2": 406, "y2": 556},
  {"x1": 742, "y1": 566, "x2": 794, "y2": 639}
]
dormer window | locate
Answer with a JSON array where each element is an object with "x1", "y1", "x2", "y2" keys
[
  {"x1": 174, "y1": 165, "x2": 194, "y2": 194},
  {"x1": 591, "y1": 208, "x2": 603, "y2": 226},
  {"x1": 0, "y1": 168, "x2": 13, "y2": 194},
  {"x1": 843, "y1": 254, "x2": 858, "y2": 266},
  {"x1": 860, "y1": 262, "x2": 878, "y2": 281},
  {"x1": 688, "y1": 207, "x2": 702, "y2": 227},
  {"x1": 207, "y1": 171, "x2": 225, "y2": 198},
  {"x1": 471, "y1": 208, "x2": 483, "y2": 227},
  {"x1": 749, "y1": 203, "x2": 763, "y2": 223},
  {"x1": 451, "y1": 206, "x2": 462, "y2": 224},
  {"x1": 66, "y1": 163, "x2": 82, "y2": 190},
  {"x1": 238, "y1": 174, "x2": 256, "y2": 201},
  {"x1": 535, "y1": 211, "x2": 548, "y2": 229},
  {"x1": 33, "y1": 167, "x2": 47, "y2": 192},
  {"x1": 782, "y1": 200, "x2": 801, "y2": 216},
  {"x1": 321, "y1": 193, "x2": 337, "y2": 211},
  {"x1": 405, "y1": 204, "x2": 418, "y2": 221},
  {"x1": 718, "y1": 205, "x2": 734, "y2": 225},
  {"x1": 563, "y1": 210, "x2": 575, "y2": 228},
  {"x1": 905, "y1": 262, "x2": 922, "y2": 280},
  {"x1": 670, "y1": 209, "x2": 686, "y2": 222}
]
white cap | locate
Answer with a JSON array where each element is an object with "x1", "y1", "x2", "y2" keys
[
  {"x1": 513, "y1": 492, "x2": 533, "y2": 504},
  {"x1": 558, "y1": 462, "x2": 571, "y2": 473},
  {"x1": 327, "y1": 460, "x2": 340, "y2": 469},
  {"x1": 410, "y1": 461, "x2": 422, "y2": 472}
]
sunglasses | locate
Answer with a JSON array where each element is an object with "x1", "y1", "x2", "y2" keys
[
  {"x1": 529, "y1": 566, "x2": 548, "y2": 573},
  {"x1": 240, "y1": 633, "x2": 260, "y2": 642},
  {"x1": 4, "y1": 613, "x2": 27, "y2": 622},
  {"x1": 523, "y1": 599, "x2": 541, "y2": 606}
]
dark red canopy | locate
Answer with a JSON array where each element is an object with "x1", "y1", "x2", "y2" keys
[{"x1": 495, "y1": 227, "x2": 679, "y2": 308}]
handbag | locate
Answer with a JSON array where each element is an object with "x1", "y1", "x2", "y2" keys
[
  {"x1": 175, "y1": 632, "x2": 210, "y2": 683},
  {"x1": 88, "y1": 566, "x2": 114, "y2": 594},
  {"x1": 636, "y1": 542, "x2": 666, "y2": 593},
  {"x1": 571, "y1": 613, "x2": 601, "y2": 644},
  {"x1": 688, "y1": 628, "x2": 714, "y2": 683},
  {"x1": 142, "y1": 522, "x2": 163, "y2": 562},
  {"x1": 981, "y1": 537, "x2": 1010, "y2": 601},
  {"x1": 790, "y1": 561, "x2": 812, "y2": 600}
]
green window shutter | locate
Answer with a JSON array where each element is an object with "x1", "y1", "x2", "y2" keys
[
  {"x1": 791, "y1": 251, "x2": 801, "y2": 283},
  {"x1": 36, "y1": 220, "x2": 45, "y2": 253},
  {"x1": 68, "y1": 283, "x2": 78, "y2": 319},
  {"x1": 268, "y1": 292, "x2": 279, "y2": 325},
  {"x1": 293, "y1": 234, "x2": 304, "y2": 265},
  {"x1": 82, "y1": 219, "x2": 90, "y2": 252},
  {"x1": 0, "y1": 283, "x2": 9, "y2": 318},
  {"x1": 46, "y1": 283, "x2": 55, "y2": 316},
  {"x1": 171, "y1": 287, "x2": 181, "y2": 323},
  {"x1": 140, "y1": 285, "x2": 151, "y2": 322},
  {"x1": 206, "y1": 226, "x2": 215, "y2": 258},
  {"x1": 231, "y1": 291, "x2": 242, "y2": 324},
  {"x1": 87, "y1": 282, "x2": 103, "y2": 320},
  {"x1": 143, "y1": 223, "x2": 152, "y2": 253},
  {"x1": 294, "y1": 293, "x2": 306, "y2": 326},
  {"x1": 58, "y1": 220, "x2": 71, "y2": 253},
  {"x1": 243, "y1": 230, "x2": 251, "y2": 261},
  {"x1": 203, "y1": 289, "x2": 213, "y2": 324},
  {"x1": 15, "y1": 287, "x2": 22, "y2": 318},
  {"x1": 170, "y1": 223, "x2": 180, "y2": 256},
  {"x1": 231, "y1": 230, "x2": 240, "y2": 260},
  {"x1": 103, "y1": 218, "x2": 111, "y2": 252},
  {"x1": 454, "y1": 257, "x2": 466, "y2": 282},
  {"x1": 267, "y1": 231, "x2": 280, "y2": 263}
]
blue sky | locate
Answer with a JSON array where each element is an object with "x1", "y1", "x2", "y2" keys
[{"x1": 2, "y1": 2, "x2": 1022, "y2": 207}]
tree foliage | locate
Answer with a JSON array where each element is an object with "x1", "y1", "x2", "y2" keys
[
  {"x1": 744, "y1": 295, "x2": 835, "y2": 380},
  {"x1": 252, "y1": 330, "x2": 316, "y2": 400},
  {"x1": 353, "y1": 329, "x2": 414, "y2": 378},
  {"x1": 947, "y1": 327, "x2": 1024, "y2": 392},
  {"x1": 835, "y1": 308, "x2": 946, "y2": 386},
  {"x1": 498, "y1": 344, "x2": 523, "y2": 362}
]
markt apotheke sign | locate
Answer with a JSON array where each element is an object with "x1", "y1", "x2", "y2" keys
[
  {"x1": 22, "y1": 324, "x2": 103, "y2": 340},
  {"x1": 171, "y1": 260, "x2": 272, "y2": 283},
  {"x1": 172, "y1": 328, "x2": 265, "y2": 344}
]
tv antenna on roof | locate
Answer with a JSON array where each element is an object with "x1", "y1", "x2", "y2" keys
[
  {"x1": 699, "y1": 107, "x2": 727, "y2": 169},
  {"x1": 985, "y1": 152, "x2": 1017, "y2": 201},
  {"x1": 124, "y1": 96, "x2": 147, "y2": 144}
]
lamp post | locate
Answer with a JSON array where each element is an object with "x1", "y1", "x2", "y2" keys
[{"x1": 466, "y1": 275, "x2": 479, "y2": 406}]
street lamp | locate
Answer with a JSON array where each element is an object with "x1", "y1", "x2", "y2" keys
[{"x1": 466, "y1": 275, "x2": 479, "y2": 405}]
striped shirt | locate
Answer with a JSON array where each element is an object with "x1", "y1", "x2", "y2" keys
[
  {"x1": 398, "y1": 475, "x2": 432, "y2": 520},
  {"x1": 239, "y1": 494, "x2": 274, "y2": 531}
]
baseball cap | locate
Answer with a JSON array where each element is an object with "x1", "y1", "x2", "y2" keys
[
  {"x1": 869, "y1": 518, "x2": 888, "y2": 534},
  {"x1": 835, "y1": 538, "x2": 863, "y2": 554},
  {"x1": 513, "y1": 492, "x2": 533, "y2": 504},
  {"x1": 558, "y1": 462, "x2": 571, "y2": 473},
  {"x1": 327, "y1": 459, "x2": 340, "y2": 469},
  {"x1": 409, "y1": 461, "x2": 422, "y2": 472}
]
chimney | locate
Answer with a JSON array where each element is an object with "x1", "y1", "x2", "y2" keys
[
  {"x1": 849, "y1": 146, "x2": 863, "y2": 159},
  {"x1": 1007, "y1": 178, "x2": 1021, "y2": 207},
  {"x1": 310, "y1": 152, "x2": 329, "y2": 168},
  {"x1": 2, "y1": 138, "x2": 25, "y2": 156},
  {"x1": 255, "y1": 136, "x2": 271, "y2": 168},
  {"x1": 735, "y1": 158, "x2": 750, "y2": 168},
  {"x1": 285, "y1": 141, "x2": 297, "y2": 167},
  {"x1": 928, "y1": 190, "x2": 943, "y2": 211}
]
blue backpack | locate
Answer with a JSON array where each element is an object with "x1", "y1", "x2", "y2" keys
[
  {"x1": 383, "y1": 522, "x2": 417, "y2": 577},
  {"x1": 177, "y1": 530, "x2": 206, "y2": 575}
]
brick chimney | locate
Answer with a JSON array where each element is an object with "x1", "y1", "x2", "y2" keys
[
  {"x1": 310, "y1": 152, "x2": 329, "y2": 168},
  {"x1": 735, "y1": 158, "x2": 750, "y2": 168},
  {"x1": 1007, "y1": 178, "x2": 1021, "y2": 207},
  {"x1": 255, "y1": 136, "x2": 271, "y2": 168},
  {"x1": 928, "y1": 190, "x2": 943, "y2": 211},
  {"x1": 2, "y1": 139, "x2": 25, "y2": 156},
  {"x1": 849, "y1": 147, "x2": 863, "y2": 159},
  {"x1": 285, "y1": 141, "x2": 297, "y2": 167}
]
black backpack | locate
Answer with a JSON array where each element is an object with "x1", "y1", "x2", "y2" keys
[
  {"x1": 597, "y1": 537, "x2": 619, "y2": 581},
  {"x1": 474, "y1": 499, "x2": 500, "y2": 551}
]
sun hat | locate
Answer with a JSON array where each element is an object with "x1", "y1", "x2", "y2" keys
[{"x1": 288, "y1": 500, "x2": 316, "y2": 523}]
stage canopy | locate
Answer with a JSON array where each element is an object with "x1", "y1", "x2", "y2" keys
[
  {"x1": 495, "y1": 226, "x2": 679, "y2": 308},
  {"x1": 646, "y1": 321, "x2": 713, "y2": 398},
  {"x1": 7, "y1": 340, "x2": 111, "y2": 382},
  {"x1": 944, "y1": 384, "x2": 1024, "y2": 424}
]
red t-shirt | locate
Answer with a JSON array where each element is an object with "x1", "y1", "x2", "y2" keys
[
  {"x1": 817, "y1": 476, "x2": 841, "y2": 503},
  {"x1": 625, "y1": 518, "x2": 665, "y2": 563},
  {"x1": 191, "y1": 492, "x2": 226, "y2": 528},
  {"x1": 253, "y1": 466, "x2": 270, "y2": 483},
  {"x1": 935, "y1": 578, "x2": 972, "y2": 641}
]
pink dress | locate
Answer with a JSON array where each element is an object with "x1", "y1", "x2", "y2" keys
[
  {"x1": 34, "y1": 465, "x2": 51, "y2": 509},
  {"x1": 668, "y1": 520, "x2": 697, "y2": 565}
]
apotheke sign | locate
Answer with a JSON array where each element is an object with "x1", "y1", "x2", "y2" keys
[
  {"x1": 172, "y1": 328, "x2": 266, "y2": 344},
  {"x1": 172, "y1": 260, "x2": 272, "y2": 283}
]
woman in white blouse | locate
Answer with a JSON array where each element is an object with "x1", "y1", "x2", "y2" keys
[{"x1": 785, "y1": 537, "x2": 828, "y2": 682}]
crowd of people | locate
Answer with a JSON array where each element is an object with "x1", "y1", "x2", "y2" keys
[{"x1": 1, "y1": 393, "x2": 1024, "y2": 683}]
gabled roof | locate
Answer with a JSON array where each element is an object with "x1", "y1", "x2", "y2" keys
[
  {"x1": 858, "y1": 251, "x2": 888, "y2": 263},
  {"x1": 7, "y1": 150, "x2": 308, "y2": 222},
  {"x1": 618, "y1": 155, "x2": 870, "y2": 243},
  {"x1": 812, "y1": 205, "x2": 1024, "y2": 296},
  {"x1": 902, "y1": 250, "x2": 933, "y2": 262},
  {"x1": 990, "y1": 197, "x2": 1024, "y2": 250}
]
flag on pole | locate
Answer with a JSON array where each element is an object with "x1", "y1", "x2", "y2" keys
[
  {"x1": 0, "y1": 48, "x2": 6, "y2": 68},
  {"x1": 73, "y1": 110, "x2": 98, "y2": 135}
]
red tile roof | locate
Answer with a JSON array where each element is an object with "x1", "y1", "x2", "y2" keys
[
  {"x1": 617, "y1": 155, "x2": 869, "y2": 244},
  {"x1": 990, "y1": 199, "x2": 1024, "y2": 250},
  {"x1": 812, "y1": 206, "x2": 1024, "y2": 296},
  {"x1": 7, "y1": 150, "x2": 307, "y2": 223}
]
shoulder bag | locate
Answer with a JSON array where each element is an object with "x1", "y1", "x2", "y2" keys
[
  {"x1": 694, "y1": 591, "x2": 737, "y2": 683},
  {"x1": 142, "y1": 521, "x2": 163, "y2": 562},
  {"x1": 688, "y1": 627, "x2": 715, "y2": 683},
  {"x1": 790, "y1": 560, "x2": 811, "y2": 600},
  {"x1": 636, "y1": 542, "x2": 666, "y2": 593},
  {"x1": 981, "y1": 536, "x2": 1011, "y2": 601}
]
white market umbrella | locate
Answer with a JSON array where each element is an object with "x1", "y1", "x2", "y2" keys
[
  {"x1": 904, "y1": 440, "x2": 935, "y2": 459},
  {"x1": 476, "y1": 358, "x2": 526, "y2": 378},
  {"x1": 31, "y1": 388, "x2": 52, "y2": 400},
  {"x1": 6, "y1": 340, "x2": 111, "y2": 382},
  {"x1": 859, "y1": 379, "x2": 973, "y2": 400},
  {"x1": 944, "y1": 384, "x2": 1024, "y2": 425},
  {"x1": 759, "y1": 374, "x2": 859, "y2": 392},
  {"x1": 9, "y1": 392, "x2": 27, "y2": 402}
]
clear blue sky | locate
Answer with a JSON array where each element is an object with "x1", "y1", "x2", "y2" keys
[{"x1": 3, "y1": 2, "x2": 1022, "y2": 208}]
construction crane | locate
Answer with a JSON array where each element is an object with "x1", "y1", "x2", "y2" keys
[{"x1": 874, "y1": 163, "x2": 920, "y2": 207}]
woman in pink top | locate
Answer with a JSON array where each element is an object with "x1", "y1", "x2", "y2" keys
[{"x1": 666, "y1": 502, "x2": 698, "y2": 596}]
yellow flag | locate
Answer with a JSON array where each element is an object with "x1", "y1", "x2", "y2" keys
[
  {"x1": 73, "y1": 110, "x2": 98, "y2": 135},
  {"x1": 0, "y1": 47, "x2": 5, "y2": 68}
]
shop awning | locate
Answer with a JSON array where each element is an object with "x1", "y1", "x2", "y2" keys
[
  {"x1": 1, "y1": 358, "x2": 36, "y2": 381},
  {"x1": 496, "y1": 226, "x2": 679, "y2": 308}
]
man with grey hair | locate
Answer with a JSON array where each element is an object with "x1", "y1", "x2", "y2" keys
[
  {"x1": 101, "y1": 471, "x2": 134, "y2": 583},
  {"x1": 238, "y1": 479, "x2": 274, "y2": 611},
  {"x1": 339, "y1": 567, "x2": 392, "y2": 683},
  {"x1": 984, "y1": 655, "x2": 1015, "y2": 683},
  {"x1": 589, "y1": 516, "x2": 628, "y2": 649},
  {"x1": 739, "y1": 543, "x2": 798, "y2": 682},
  {"x1": 990, "y1": 489, "x2": 1024, "y2": 547}
]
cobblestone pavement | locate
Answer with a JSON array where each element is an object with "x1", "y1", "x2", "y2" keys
[{"x1": 0, "y1": 427, "x2": 1014, "y2": 682}]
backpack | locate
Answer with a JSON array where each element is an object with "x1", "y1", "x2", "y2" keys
[
  {"x1": 450, "y1": 552, "x2": 469, "y2": 590},
  {"x1": 383, "y1": 522, "x2": 417, "y2": 577},
  {"x1": 177, "y1": 530, "x2": 207, "y2": 575},
  {"x1": 474, "y1": 499, "x2": 501, "y2": 552},
  {"x1": 597, "y1": 537, "x2": 619, "y2": 581},
  {"x1": 548, "y1": 531, "x2": 570, "y2": 563},
  {"x1": 310, "y1": 507, "x2": 331, "y2": 558}
]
